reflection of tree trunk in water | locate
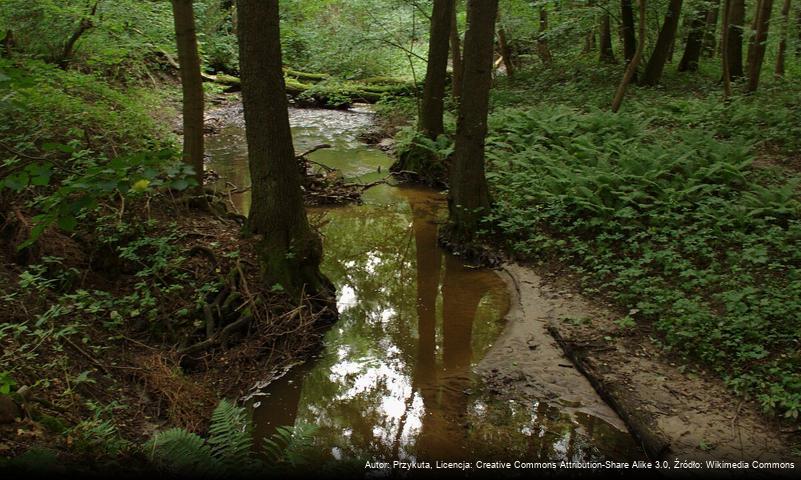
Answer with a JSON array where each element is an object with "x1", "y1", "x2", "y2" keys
[
  {"x1": 437, "y1": 255, "x2": 490, "y2": 459},
  {"x1": 405, "y1": 192, "x2": 442, "y2": 458}
]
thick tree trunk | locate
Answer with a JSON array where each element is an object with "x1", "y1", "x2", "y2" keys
[
  {"x1": 448, "y1": 0, "x2": 497, "y2": 245},
  {"x1": 450, "y1": 2, "x2": 463, "y2": 99},
  {"x1": 421, "y1": 0, "x2": 455, "y2": 139},
  {"x1": 612, "y1": 0, "x2": 647, "y2": 112},
  {"x1": 678, "y1": 6, "x2": 708, "y2": 71},
  {"x1": 621, "y1": 0, "x2": 637, "y2": 63},
  {"x1": 747, "y1": 0, "x2": 774, "y2": 92},
  {"x1": 171, "y1": 0, "x2": 204, "y2": 188},
  {"x1": 727, "y1": 0, "x2": 745, "y2": 79},
  {"x1": 775, "y1": 0, "x2": 793, "y2": 77},
  {"x1": 701, "y1": 0, "x2": 720, "y2": 56},
  {"x1": 641, "y1": 0, "x2": 683, "y2": 85},
  {"x1": 236, "y1": 0, "x2": 331, "y2": 301},
  {"x1": 599, "y1": 13, "x2": 616, "y2": 62},
  {"x1": 538, "y1": 7, "x2": 553, "y2": 64}
]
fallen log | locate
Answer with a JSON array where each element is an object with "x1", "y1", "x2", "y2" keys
[{"x1": 200, "y1": 71, "x2": 413, "y2": 107}]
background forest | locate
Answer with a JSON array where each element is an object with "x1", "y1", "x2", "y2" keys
[{"x1": 1, "y1": 0, "x2": 800, "y2": 472}]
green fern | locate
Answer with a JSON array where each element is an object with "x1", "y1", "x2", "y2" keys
[
  {"x1": 146, "y1": 399, "x2": 318, "y2": 474},
  {"x1": 148, "y1": 428, "x2": 220, "y2": 476},
  {"x1": 206, "y1": 399, "x2": 255, "y2": 470}
]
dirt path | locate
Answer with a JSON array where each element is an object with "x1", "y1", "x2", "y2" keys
[{"x1": 479, "y1": 263, "x2": 800, "y2": 466}]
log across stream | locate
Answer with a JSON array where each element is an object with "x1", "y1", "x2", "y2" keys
[{"x1": 205, "y1": 105, "x2": 644, "y2": 466}]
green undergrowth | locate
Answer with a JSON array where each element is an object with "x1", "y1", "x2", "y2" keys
[{"x1": 484, "y1": 65, "x2": 801, "y2": 419}]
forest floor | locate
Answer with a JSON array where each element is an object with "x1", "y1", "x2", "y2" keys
[
  {"x1": 0, "y1": 194, "x2": 333, "y2": 468},
  {"x1": 0, "y1": 61, "x2": 338, "y2": 470}
]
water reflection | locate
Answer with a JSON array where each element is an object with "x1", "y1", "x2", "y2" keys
[
  {"x1": 205, "y1": 106, "x2": 642, "y2": 469},
  {"x1": 251, "y1": 186, "x2": 639, "y2": 466}
]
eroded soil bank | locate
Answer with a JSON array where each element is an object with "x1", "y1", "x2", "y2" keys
[{"x1": 484, "y1": 263, "x2": 801, "y2": 466}]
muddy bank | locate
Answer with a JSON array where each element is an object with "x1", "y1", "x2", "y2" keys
[
  {"x1": 476, "y1": 264, "x2": 629, "y2": 432},
  {"x1": 486, "y1": 264, "x2": 800, "y2": 464}
]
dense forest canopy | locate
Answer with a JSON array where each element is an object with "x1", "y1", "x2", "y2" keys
[{"x1": 1, "y1": 0, "x2": 801, "y2": 475}]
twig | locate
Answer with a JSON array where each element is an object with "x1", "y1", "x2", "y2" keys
[
  {"x1": 63, "y1": 336, "x2": 111, "y2": 375},
  {"x1": 295, "y1": 144, "x2": 332, "y2": 158}
]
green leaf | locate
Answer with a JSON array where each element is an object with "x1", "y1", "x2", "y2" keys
[{"x1": 58, "y1": 215, "x2": 77, "y2": 232}]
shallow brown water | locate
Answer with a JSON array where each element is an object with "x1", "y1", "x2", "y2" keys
[{"x1": 205, "y1": 105, "x2": 641, "y2": 468}]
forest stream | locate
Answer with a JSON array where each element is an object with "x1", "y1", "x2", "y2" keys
[{"x1": 206, "y1": 105, "x2": 642, "y2": 465}]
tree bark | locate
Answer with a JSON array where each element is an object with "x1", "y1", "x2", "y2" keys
[
  {"x1": 727, "y1": 0, "x2": 746, "y2": 79},
  {"x1": 421, "y1": 0, "x2": 455, "y2": 139},
  {"x1": 448, "y1": 0, "x2": 497, "y2": 245},
  {"x1": 722, "y1": 0, "x2": 733, "y2": 98},
  {"x1": 678, "y1": 5, "x2": 708, "y2": 71},
  {"x1": 775, "y1": 0, "x2": 792, "y2": 77},
  {"x1": 621, "y1": 0, "x2": 637, "y2": 62},
  {"x1": 236, "y1": 0, "x2": 331, "y2": 301},
  {"x1": 1, "y1": 30, "x2": 13, "y2": 57},
  {"x1": 796, "y1": 6, "x2": 801, "y2": 56},
  {"x1": 747, "y1": 0, "x2": 774, "y2": 92},
  {"x1": 497, "y1": 23, "x2": 515, "y2": 77},
  {"x1": 621, "y1": 0, "x2": 637, "y2": 80},
  {"x1": 450, "y1": 2, "x2": 463, "y2": 99},
  {"x1": 612, "y1": 0, "x2": 647, "y2": 112},
  {"x1": 701, "y1": 0, "x2": 721, "y2": 56},
  {"x1": 599, "y1": 13, "x2": 616, "y2": 62},
  {"x1": 641, "y1": 0, "x2": 683, "y2": 85},
  {"x1": 171, "y1": 0, "x2": 205, "y2": 189},
  {"x1": 58, "y1": 1, "x2": 98, "y2": 69},
  {"x1": 538, "y1": 7, "x2": 553, "y2": 64}
]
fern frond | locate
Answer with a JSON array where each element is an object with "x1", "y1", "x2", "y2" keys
[
  {"x1": 148, "y1": 428, "x2": 220, "y2": 476},
  {"x1": 206, "y1": 399, "x2": 256, "y2": 470}
]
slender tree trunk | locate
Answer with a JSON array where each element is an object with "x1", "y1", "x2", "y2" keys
[
  {"x1": 775, "y1": 0, "x2": 792, "y2": 77},
  {"x1": 746, "y1": 0, "x2": 761, "y2": 73},
  {"x1": 584, "y1": 30, "x2": 597, "y2": 53},
  {"x1": 450, "y1": 2, "x2": 463, "y2": 99},
  {"x1": 599, "y1": 13, "x2": 616, "y2": 62},
  {"x1": 727, "y1": 0, "x2": 746, "y2": 79},
  {"x1": 59, "y1": 1, "x2": 98, "y2": 69},
  {"x1": 747, "y1": 0, "x2": 774, "y2": 92},
  {"x1": 538, "y1": 7, "x2": 553, "y2": 64},
  {"x1": 612, "y1": 0, "x2": 647, "y2": 112},
  {"x1": 236, "y1": 0, "x2": 331, "y2": 301},
  {"x1": 447, "y1": 0, "x2": 497, "y2": 245},
  {"x1": 621, "y1": 0, "x2": 637, "y2": 62},
  {"x1": 722, "y1": 0, "x2": 733, "y2": 97},
  {"x1": 702, "y1": 0, "x2": 721, "y2": 56},
  {"x1": 171, "y1": 0, "x2": 204, "y2": 189},
  {"x1": 1, "y1": 30, "x2": 13, "y2": 57},
  {"x1": 678, "y1": 5, "x2": 708, "y2": 71},
  {"x1": 421, "y1": 0, "x2": 455, "y2": 139},
  {"x1": 641, "y1": 0, "x2": 683, "y2": 85},
  {"x1": 497, "y1": 23, "x2": 515, "y2": 77},
  {"x1": 796, "y1": 6, "x2": 801, "y2": 56}
]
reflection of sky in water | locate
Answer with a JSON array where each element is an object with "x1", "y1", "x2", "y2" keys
[
  {"x1": 207, "y1": 107, "x2": 644, "y2": 466},
  {"x1": 252, "y1": 186, "x2": 640, "y2": 465}
]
